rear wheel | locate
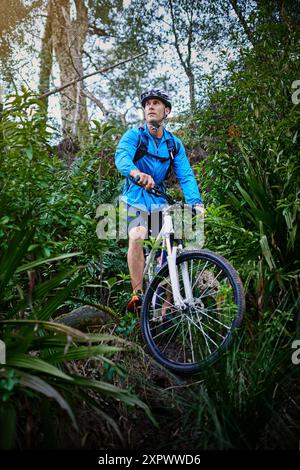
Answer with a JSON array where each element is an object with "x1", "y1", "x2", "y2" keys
[{"x1": 141, "y1": 250, "x2": 245, "y2": 374}]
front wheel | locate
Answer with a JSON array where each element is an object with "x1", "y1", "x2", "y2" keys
[{"x1": 141, "y1": 250, "x2": 245, "y2": 374}]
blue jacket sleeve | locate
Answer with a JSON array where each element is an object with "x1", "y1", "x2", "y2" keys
[
  {"x1": 172, "y1": 137, "x2": 202, "y2": 205},
  {"x1": 115, "y1": 129, "x2": 140, "y2": 177}
]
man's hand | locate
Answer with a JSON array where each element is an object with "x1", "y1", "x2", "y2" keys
[
  {"x1": 130, "y1": 170, "x2": 155, "y2": 190},
  {"x1": 193, "y1": 203, "x2": 206, "y2": 216}
]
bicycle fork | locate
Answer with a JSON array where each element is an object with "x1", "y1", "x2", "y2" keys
[{"x1": 166, "y1": 239, "x2": 194, "y2": 309}]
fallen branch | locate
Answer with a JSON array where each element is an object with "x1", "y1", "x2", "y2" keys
[
  {"x1": 82, "y1": 89, "x2": 109, "y2": 117},
  {"x1": 83, "y1": 89, "x2": 129, "y2": 126},
  {"x1": 39, "y1": 51, "x2": 147, "y2": 99}
]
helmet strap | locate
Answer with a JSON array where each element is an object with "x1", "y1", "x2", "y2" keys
[
  {"x1": 148, "y1": 119, "x2": 164, "y2": 133},
  {"x1": 150, "y1": 123, "x2": 160, "y2": 133},
  {"x1": 148, "y1": 112, "x2": 169, "y2": 132}
]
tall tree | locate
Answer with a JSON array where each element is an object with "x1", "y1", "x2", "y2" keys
[
  {"x1": 167, "y1": 0, "x2": 198, "y2": 111},
  {"x1": 0, "y1": 0, "x2": 42, "y2": 84},
  {"x1": 38, "y1": 0, "x2": 154, "y2": 134},
  {"x1": 81, "y1": 0, "x2": 157, "y2": 125},
  {"x1": 140, "y1": 0, "x2": 247, "y2": 112},
  {"x1": 39, "y1": 0, "x2": 88, "y2": 138}
]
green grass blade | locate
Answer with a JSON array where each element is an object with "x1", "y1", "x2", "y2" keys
[
  {"x1": 44, "y1": 345, "x2": 123, "y2": 363},
  {"x1": 69, "y1": 376, "x2": 157, "y2": 427},
  {"x1": 0, "y1": 319, "x2": 90, "y2": 340},
  {"x1": 32, "y1": 274, "x2": 83, "y2": 321},
  {"x1": 15, "y1": 252, "x2": 83, "y2": 273},
  {"x1": 32, "y1": 267, "x2": 80, "y2": 300},
  {"x1": 17, "y1": 370, "x2": 78, "y2": 430},
  {"x1": 0, "y1": 226, "x2": 34, "y2": 293},
  {"x1": 7, "y1": 354, "x2": 73, "y2": 381}
]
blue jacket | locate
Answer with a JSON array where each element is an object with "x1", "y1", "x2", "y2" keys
[{"x1": 115, "y1": 124, "x2": 202, "y2": 212}]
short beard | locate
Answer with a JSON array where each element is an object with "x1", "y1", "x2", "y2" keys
[{"x1": 148, "y1": 119, "x2": 163, "y2": 132}]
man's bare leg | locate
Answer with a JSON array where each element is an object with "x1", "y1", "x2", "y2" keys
[
  {"x1": 162, "y1": 289, "x2": 172, "y2": 317},
  {"x1": 127, "y1": 226, "x2": 147, "y2": 292}
]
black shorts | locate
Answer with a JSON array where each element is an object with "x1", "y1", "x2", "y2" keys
[
  {"x1": 125, "y1": 204, "x2": 164, "y2": 239},
  {"x1": 121, "y1": 204, "x2": 167, "y2": 261}
]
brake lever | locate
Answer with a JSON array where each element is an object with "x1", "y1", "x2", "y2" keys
[
  {"x1": 128, "y1": 175, "x2": 176, "y2": 204},
  {"x1": 129, "y1": 175, "x2": 160, "y2": 192}
]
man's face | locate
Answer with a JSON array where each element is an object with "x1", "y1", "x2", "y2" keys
[{"x1": 144, "y1": 98, "x2": 170, "y2": 125}]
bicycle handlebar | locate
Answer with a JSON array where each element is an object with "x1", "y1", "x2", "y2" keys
[{"x1": 129, "y1": 175, "x2": 176, "y2": 205}]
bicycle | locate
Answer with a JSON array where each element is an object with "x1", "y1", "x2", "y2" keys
[
  {"x1": 56, "y1": 177, "x2": 245, "y2": 375},
  {"x1": 129, "y1": 176, "x2": 245, "y2": 374}
]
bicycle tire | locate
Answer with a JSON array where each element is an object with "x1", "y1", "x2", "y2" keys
[{"x1": 141, "y1": 249, "x2": 245, "y2": 374}]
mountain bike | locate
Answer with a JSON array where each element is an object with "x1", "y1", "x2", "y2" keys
[
  {"x1": 129, "y1": 176, "x2": 245, "y2": 374},
  {"x1": 57, "y1": 177, "x2": 245, "y2": 375}
]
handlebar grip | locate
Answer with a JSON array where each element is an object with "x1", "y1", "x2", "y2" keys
[
  {"x1": 130, "y1": 175, "x2": 158, "y2": 191},
  {"x1": 131, "y1": 175, "x2": 140, "y2": 183},
  {"x1": 128, "y1": 175, "x2": 176, "y2": 204}
]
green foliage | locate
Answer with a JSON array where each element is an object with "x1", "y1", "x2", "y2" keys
[
  {"x1": 0, "y1": 370, "x2": 19, "y2": 402},
  {"x1": 0, "y1": 221, "x2": 153, "y2": 448},
  {"x1": 0, "y1": 93, "x2": 154, "y2": 449},
  {"x1": 0, "y1": 92, "x2": 125, "y2": 302},
  {"x1": 1, "y1": 1, "x2": 300, "y2": 449},
  {"x1": 176, "y1": 300, "x2": 298, "y2": 449},
  {"x1": 166, "y1": 27, "x2": 300, "y2": 453},
  {"x1": 116, "y1": 312, "x2": 138, "y2": 337},
  {"x1": 184, "y1": 14, "x2": 300, "y2": 311}
]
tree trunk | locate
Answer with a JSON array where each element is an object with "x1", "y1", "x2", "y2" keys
[
  {"x1": 229, "y1": 0, "x2": 255, "y2": 47},
  {"x1": 38, "y1": 1, "x2": 53, "y2": 109},
  {"x1": 187, "y1": 68, "x2": 196, "y2": 112},
  {"x1": 48, "y1": 0, "x2": 88, "y2": 138}
]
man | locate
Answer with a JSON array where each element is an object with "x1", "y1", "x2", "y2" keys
[{"x1": 115, "y1": 88, "x2": 204, "y2": 312}]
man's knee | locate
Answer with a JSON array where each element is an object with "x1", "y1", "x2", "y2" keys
[{"x1": 128, "y1": 226, "x2": 147, "y2": 242}]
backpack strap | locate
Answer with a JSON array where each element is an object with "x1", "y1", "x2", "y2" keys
[
  {"x1": 164, "y1": 129, "x2": 180, "y2": 159},
  {"x1": 134, "y1": 126, "x2": 179, "y2": 163},
  {"x1": 164, "y1": 129, "x2": 180, "y2": 179},
  {"x1": 126, "y1": 127, "x2": 180, "y2": 190},
  {"x1": 133, "y1": 127, "x2": 149, "y2": 163},
  {"x1": 126, "y1": 127, "x2": 148, "y2": 190}
]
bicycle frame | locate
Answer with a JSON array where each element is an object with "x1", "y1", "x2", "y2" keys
[
  {"x1": 128, "y1": 175, "x2": 196, "y2": 310},
  {"x1": 144, "y1": 204, "x2": 194, "y2": 309},
  {"x1": 127, "y1": 179, "x2": 245, "y2": 374}
]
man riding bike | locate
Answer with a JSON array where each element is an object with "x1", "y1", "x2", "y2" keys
[{"x1": 115, "y1": 88, "x2": 204, "y2": 312}]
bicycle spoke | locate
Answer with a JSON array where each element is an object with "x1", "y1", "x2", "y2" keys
[
  {"x1": 142, "y1": 251, "x2": 244, "y2": 372},
  {"x1": 194, "y1": 309, "x2": 212, "y2": 355},
  {"x1": 191, "y1": 260, "x2": 210, "y2": 291},
  {"x1": 187, "y1": 320, "x2": 195, "y2": 363},
  {"x1": 185, "y1": 314, "x2": 219, "y2": 348},
  {"x1": 193, "y1": 305, "x2": 232, "y2": 330},
  {"x1": 199, "y1": 318, "x2": 226, "y2": 340},
  {"x1": 152, "y1": 289, "x2": 174, "y2": 308},
  {"x1": 148, "y1": 309, "x2": 183, "y2": 326},
  {"x1": 196, "y1": 302, "x2": 237, "y2": 322},
  {"x1": 154, "y1": 318, "x2": 182, "y2": 345}
]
